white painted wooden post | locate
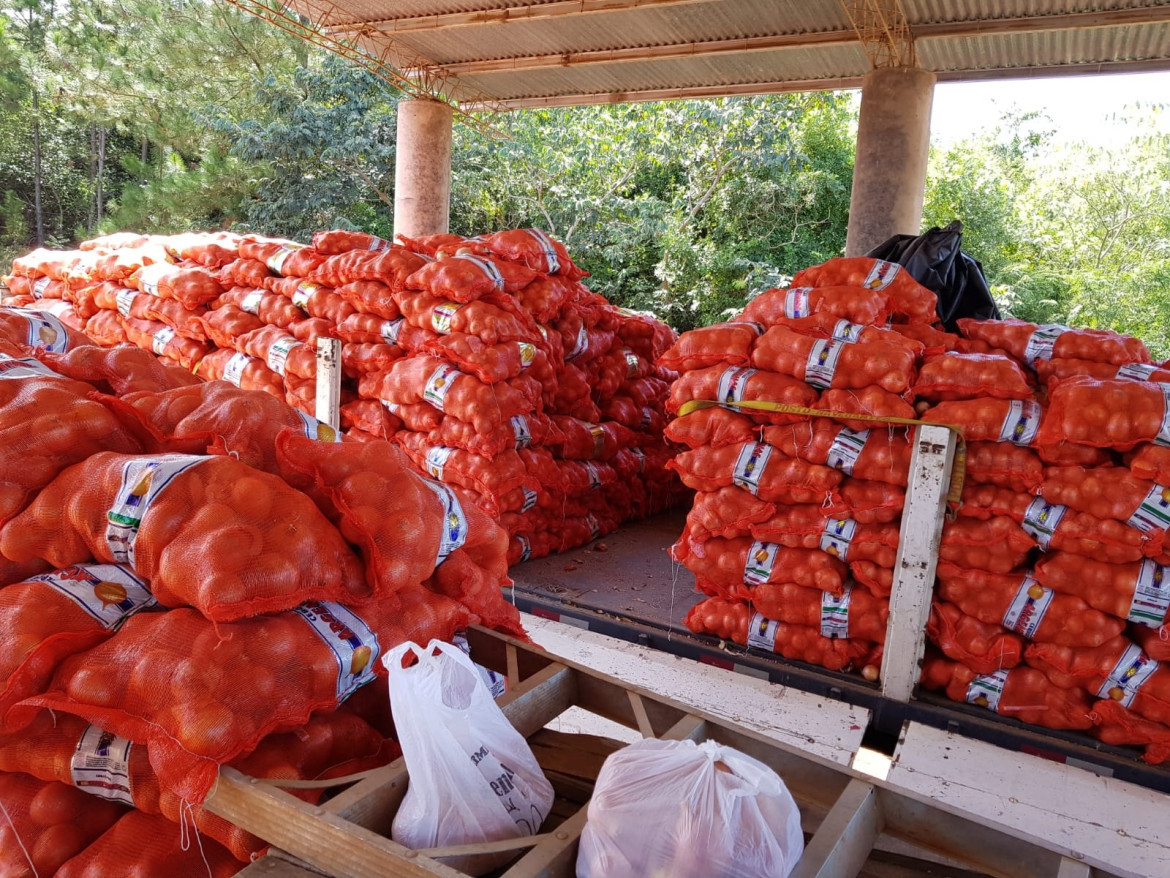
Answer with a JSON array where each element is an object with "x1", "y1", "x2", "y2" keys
[
  {"x1": 880, "y1": 424, "x2": 957, "y2": 701},
  {"x1": 314, "y1": 337, "x2": 342, "y2": 432}
]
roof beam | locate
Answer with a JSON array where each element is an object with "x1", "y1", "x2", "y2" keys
[
  {"x1": 459, "y1": 56, "x2": 1170, "y2": 111},
  {"x1": 326, "y1": 0, "x2": 713, "y2": 36},
  {"x1": 400, "y1": 5, "x2": 1170, "y2": 78}
]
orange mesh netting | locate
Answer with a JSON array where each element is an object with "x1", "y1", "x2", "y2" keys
[
  {"x1": 0, "y1": 452, "x2": 368, "y2": 620},
  {"x1": 927, "y1": 601, "x2": 1024, "y2": 675},
  {"x1": 1033, "y1": 552, "x2": 1170, "y2": 629},
  {"x1": 912, "y1": 352, "x2": 1033, "y2": 402},
  {"x1": 480, "y1": 228, "x2": 587, "y2": 280},
  {"x1": 657, "y1": 322, "x2": 761, "y2": 373},
  {"x1": 750, "y1": 324, "x2": 917, "y2": 394},
  {"x1": 0, "y1": 772, "x2": 128, "y2": 875},
  {"x1": 675, "y1": 534, "x2": 847, "y2": 596},
  {"x1": 919, "y1": 653, "x2": 1094, "y2": 730},
  {"x1": 404, "y1": 253, "x2": 539, "y2": 302},
  {"x1": 668, "y1": 441, "x2": 841, "y2": 504},
  {"x1": 762, "y1": 421, "x2": 913, "y2": 486},
  {"x1": 739, "y1": 285, "x2": 891, "y2": 327},
  {"x1": 32, "y1": 344, "x2": 201, "y2": 395},
  {"x1": 791, "y1": 257, "x2": 937, "y2": 323},
  {"x1": 956, "y1": 318, "x2": 1149, "y2": 367},
  {"x1": 1036, "y1": 377, "x2": 1167, "y2": 450},
  {"x1": 935, "y1": 562, "x2": 1123, "y2": 647},
  {"x1": 0, "y1": 306, "x2": 91, "y2": 352}
]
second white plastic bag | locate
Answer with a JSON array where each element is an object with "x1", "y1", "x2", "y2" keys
[
  {"x1": 576, "y1": 737, "x2": 804, "y2": 878},
  {"x1": 384, "y1": 639, "x2": 554, "y2": 875}
]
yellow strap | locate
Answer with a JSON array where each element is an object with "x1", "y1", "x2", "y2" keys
[{"x1": 675, "y1": 398, "x2": 967, "y2": 507}]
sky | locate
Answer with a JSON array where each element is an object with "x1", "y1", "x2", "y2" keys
[{"x1": 927, "y1": 70, "x2": 1170, "y2": 148}]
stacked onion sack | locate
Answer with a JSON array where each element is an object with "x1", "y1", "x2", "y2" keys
[
  {"x1": 663, "y1": 259, "x2": 1170, "y2": 765},
  {"x1": 2, "y1": 229, "x2": 684, "y2": 564},
  {"x1": 0, "y1": 320, "x2": 520, "y2": 870}
]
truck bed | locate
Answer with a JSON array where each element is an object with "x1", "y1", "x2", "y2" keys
[{"x1": 507, "y1": 511, "x2": 1170, "y2": 795}]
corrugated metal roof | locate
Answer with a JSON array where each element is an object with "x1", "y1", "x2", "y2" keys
[{"x1": 283, "y1": 0, "x2": 1170, "y2": 107}]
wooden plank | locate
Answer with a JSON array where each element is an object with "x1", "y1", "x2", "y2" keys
[
  {"x1": 206, "y1": 767, "x2": 467, "y2": 878},
  {"x1": 314, "y1": 337, "x2": 341, "y2": 431},
  {"x1": 626, "y1": 690, "x2": 655, "y2": 737},
  {"x1": 1057, "y1": 858, "x2": 1093, "y2": 878},
  {"x1": 500, "y1": 804, "x2": 589, "y2": 878},
  {"x1": 880, "y1": 425, "x2": 956, "y2": 702},
  {"x1": 520, "y1": 616, "x2": 870, "y2": 766},
  {"x1": 790, "y1": 779, "x2": 883, "y2": 878},
  {"x1": 886, "y1": 722, "x2": 1169, "y2": 878}
]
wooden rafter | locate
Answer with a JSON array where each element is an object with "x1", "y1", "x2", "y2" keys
[{"x1": 840, "y1": 0, "x2": 915, "y2": 68}]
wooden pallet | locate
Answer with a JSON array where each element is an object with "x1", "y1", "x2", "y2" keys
[{"x1": 209, "y1": 625, "x2": 1142, "y2": 878}]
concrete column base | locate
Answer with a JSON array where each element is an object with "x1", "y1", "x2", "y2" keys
[
  {"x1": 844, "y1": 67, "x2": 936, "y2": 257},
  {"x1": 394, "y1": 99, "x2": 454, "y2": 239}
]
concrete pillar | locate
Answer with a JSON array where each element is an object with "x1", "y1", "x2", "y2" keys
[
  {"x1": 844, "y1": 67, "x2": 936, "y2": 257},
  {"x1": 394, "y1": 99, "x2": 454, "y2": 239}
]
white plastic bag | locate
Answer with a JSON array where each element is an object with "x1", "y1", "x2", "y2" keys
[
  {"x1": 576, "y1": 738, "x2": 804, "y2": 878},
  {"x1": 384, "y1": 639, "x2": 554, "y2": 875}
]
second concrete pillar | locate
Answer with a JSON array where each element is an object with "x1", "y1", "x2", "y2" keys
[
  {"x1": 394, "y1": 99, "x2": 454, "y2": 239},
  {"x1": 844, "y1": 67, "x2": 936, "y2": 258}
]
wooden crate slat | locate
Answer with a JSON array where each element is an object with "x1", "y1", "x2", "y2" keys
[{"x1": 789, "y1": 778, "x2": 882, "y2": 878}]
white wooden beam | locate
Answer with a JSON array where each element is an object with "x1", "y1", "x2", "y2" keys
[
  {"x1": 314, "y1": 336, "x2": 342, "y2": 431},
  {"x1": 789, "y1": 778, "x2": 883, "y2": 878},
  {"x1": 880, "y1": 424, "x2": 955, "y2": 702}
]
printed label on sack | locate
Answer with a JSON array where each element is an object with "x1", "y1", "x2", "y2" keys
[
  {"x1": 1156, "y1": 388, "x2": 1170, "y2": 448},
  {"x1": 831, "y1": 319, "x2": 864, "y2": 344},
  {"x1": 415, "y1": 476, "x2": 468, "y2": 564},
  {"x1": 456, "y1": 254, "x2": 506, "y2": 293},
  {"x1": 863, "y1": 259, "x2": 900, "y2": 291},
  {"x1": 136, "y1": 262, "x2": 170, "y2": 297},
  {"x1": 423, "y1": 363, "x2": 461, "y2": 412},
  {"x1": 292, "y1": 282, "x2": 319, "y2": 310},
  {"x1": 820, "y1": 518, "x2": 857, "y2": 561},
  {"x1": 784, "y1": 288, "x2": 812, "y2": 319},
  {"x1": 566, "y1": 324, "x2": 589, "y2": 362},
  {"x1": 526, "y1": 228, "x2": 560, "y2": 274},
  {"x1": 106, "y1": 455, "x2": 207, "y2": 567},
  {"x1": 521, "y1": 486, "x2": 538, "y2": 512},
  {"x1": 1128, "y1": 560, "x2": 1170, "y2": 627},
  {"x1": 380, "y1": 318, "x2": 404, "y2": 344},
  {"x1": 424, "y1": 445, "x2": 455, "y2": 481},
  {"x1": 266, "y1": 244, "x2": 303, "y2": 277},
  {"x1": 1128, "y1": 484, "x2": 1170, "y2": 533},
  {"x1": 241, "y1": 290, "x2": 265, "y2": 315},
  {"x1": 821, "y1": 585, "x2": 852, "y2": 639},
  {"x1": 511, "y1": 415, "x2": 533, "y2": 449},
  {"x1": 0, "y1": 352, "x2": 62, "y2": 380},
  {"x1": 966, "y1": 669, "x2": 1009, "y2": 712},
  {"x1": 295, "y1": 409, "x2": 340, "y2": 443},
  {"x1": 71, "y1": 725, "x2": 135, "y2": 806},
  {"x1": 292, "y1": 601, "x2": 379, "y2": 702},
  {"x1": 827, "y1": 428, "x2": 868, "y2": 475},
  {"x1": 1021, "y1": 497, "x2": 1066, "y2": 550},
  {"x1": 151, "y1": 326, "x2": 175, "y2": 355},
  {"x1": 804, "y1": 338, "x2": 844, "y2": 390},
  {"x1": 1002, "y1": 575, "x2": 1054, "y2": 639},
  {"x1": 583, "y1": 461, "x2": 603, "y2": 490},
  {"x1": 586, "y1": 422, "x2": 606, "y2": 458},
  {"x1": 1023, "y1": 324, "x2": 1067, "y2": 366},
  {"x1": 516, "y1": 535, "x2": 532, "y2": 563},
  {"x1": 266, "y1": 336, "x2": 298, "y2": 377},
  {"x1": 1117, "y1": 363, "x2": 1162, "y2": 383},
  {"x1": 743, "y1": 540, "x2": 779, "y2": 587},
  {"x1": 732, "y1": 442, "x2": 772, "y2": 496},
  {"x1": 624, "y1": 349, "x2": 641, "y2": 378},
  {"x1": 731, "y1": 321, "x2": 766, "y2": 335},
  {"x1": 32, "y1": 277, "x2": 51, "y2": 299},
  {"x1": 223, "y1": 351, "x2": 252, "y2": 387},
  {"x1": 115, "y1": 288, "x2": 139, "y2": 318},
  {"x1": 33, "y1": 564, "x2": 155, "y2": 629},
  {"x1": 747, "y1": 612, "x2": 780, "y2": 651},
  {"x1": 18, "y1": 309, "x2": 69, "y2": 352},
  {"x1": 998, "y1": 399, "x2": 1042, "y2": 446},
  {"x1": 367, "y1": 236, "x2": 392, "y2": 252},
  {"x1": 1098, "y1": 642, "x2": 1160, "y2": 708},
  {"x1": 453, "y1": 633, "x2": 508, "y2": 699},
  {"x1": 585, "y1": 514, "x2": 601, "y2": 543},
  {"x1": 518, "y1": 342, "x2": 537, "y2": 370},
  {"x1": 432, "y1": 302, "x2": 461, "y2": 334},
  {"x1": 381, "y1": 399, "x2": 401, "y2": 415},
  {"x1": 631, "y1": 447, "x2": 647, "y2": 474},
  {"x1": 717, "y1": 366, "x2": 757, "y2": 406}
]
